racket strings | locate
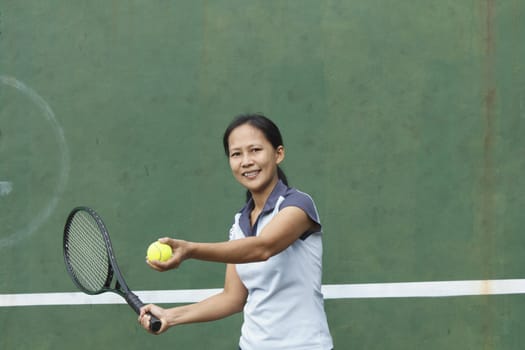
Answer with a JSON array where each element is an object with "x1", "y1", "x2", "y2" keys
[{"x1": 65, "y1": 212, "x2": 111, "y2": 293}]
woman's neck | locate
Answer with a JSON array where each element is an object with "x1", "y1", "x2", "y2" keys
[{"x1": 250, "y1": 178, "x2": 279, "y2": 212}]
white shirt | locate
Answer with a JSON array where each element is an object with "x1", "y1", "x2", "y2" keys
[{"x1": 229, "y1": 181, "x2": 333, "y2": 350}]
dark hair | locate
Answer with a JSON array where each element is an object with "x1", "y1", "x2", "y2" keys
[{"x1": 223, "y1": 113, "x2": 288, "y2": 201}]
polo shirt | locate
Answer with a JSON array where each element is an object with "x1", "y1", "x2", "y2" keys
[{"x1": 229, "y1": 180, "x2": 333, "y2": 350}]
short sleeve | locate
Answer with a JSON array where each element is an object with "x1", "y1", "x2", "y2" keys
[{"x1": 279, "y1": 189, "x2": 321, "y2": 228}]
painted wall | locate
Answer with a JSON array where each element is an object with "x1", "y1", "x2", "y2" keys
[{"x1": 1, "y1": 1, "x2": 525, "y2": 349}]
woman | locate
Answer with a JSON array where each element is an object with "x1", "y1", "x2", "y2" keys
[{"x1": 139, "y1": 114, "x2": 333, "y2": 350}]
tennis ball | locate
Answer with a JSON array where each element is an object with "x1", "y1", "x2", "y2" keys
[{"x1": 147, "y1": 242, "x2": 172, "y2": 262}]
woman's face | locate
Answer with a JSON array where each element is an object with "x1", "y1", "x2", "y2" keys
[{"x1": 227, "y1": 123, "x2": 284, "y2": 197}]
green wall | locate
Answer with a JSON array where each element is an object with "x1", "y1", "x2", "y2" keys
[{"x1": 1, "y1": 1, "x2": 525, "y2": 349}]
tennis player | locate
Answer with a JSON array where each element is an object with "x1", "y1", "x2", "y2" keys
[{"x1": 139, "y1": 114, "x2": 333, "y2": 350}]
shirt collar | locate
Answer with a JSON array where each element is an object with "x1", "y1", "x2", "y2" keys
[{"x1": 238, "y1": 180, "x2": 289, "y2": 236}]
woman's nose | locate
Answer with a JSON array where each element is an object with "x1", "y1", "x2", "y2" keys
[{"x1": 241, "y1": 153, "x2": 254, "y2": 167}]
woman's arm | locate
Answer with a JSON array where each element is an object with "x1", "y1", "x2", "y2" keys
[
  {"x1": 139, "y1": 264, "x2": 247, "y2": 334},
  {"x1": 148, "y1": 206, "x2": 316, "y2": 271}
]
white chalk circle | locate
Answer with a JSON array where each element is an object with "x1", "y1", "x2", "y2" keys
[{"x1": 0, "y1": 75, "x2": 70, "y2": 249}]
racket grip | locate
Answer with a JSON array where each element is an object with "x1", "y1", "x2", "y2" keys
[
  {"x1": 147, "y1": 314, "x2": 162, "y2": 333},
  {"x1": 126, "y1": 292, "x2": 162, "y2": 332}
]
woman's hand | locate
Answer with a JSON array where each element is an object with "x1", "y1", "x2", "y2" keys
[
  {"x1": 146, "y1": 237, "x2": 192, "y2": 271},
  {"x1": 138, "y1": 304, "x2": 168, "y2": 334}
]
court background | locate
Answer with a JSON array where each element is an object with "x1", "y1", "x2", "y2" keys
[{"x1": 1, "y1": 1, "x2": 525, "y2": 349}]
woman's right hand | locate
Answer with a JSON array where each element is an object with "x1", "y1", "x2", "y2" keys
[
  {"x1": 138, "y1": 304, "x2": 169, "y2": 334},
  {"x1": 146, "y1": 237, "x2": 192, "y2": 271}
]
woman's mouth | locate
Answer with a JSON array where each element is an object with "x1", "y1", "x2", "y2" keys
[{"x1": 242, "y1": 170, "x2": 260, "y2": 178}]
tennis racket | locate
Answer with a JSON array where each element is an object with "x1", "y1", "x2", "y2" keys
[{"x1": 63, "y1": 206, "x2": 162, "y2": 332}]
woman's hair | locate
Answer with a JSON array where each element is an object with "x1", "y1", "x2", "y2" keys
[{"x1": 223, "y1": 113, "x2": 288, "y2": 201}]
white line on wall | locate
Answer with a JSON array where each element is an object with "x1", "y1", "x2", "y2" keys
[{"x1": 2, "y1": 279, "x2": 525, "y2": 307}]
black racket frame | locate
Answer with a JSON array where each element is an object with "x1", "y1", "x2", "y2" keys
[{"x1": 63, "y1": 206, "x2": 161, "y2": 332}]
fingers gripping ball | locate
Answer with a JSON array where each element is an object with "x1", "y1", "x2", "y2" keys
[{"x1": 147, "y1": 242, "x2": 172, "y2": 262}]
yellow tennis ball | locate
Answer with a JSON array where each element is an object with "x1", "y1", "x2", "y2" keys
[{"x1": 147, "y1": 242, "x2": 172, "y2": 262}]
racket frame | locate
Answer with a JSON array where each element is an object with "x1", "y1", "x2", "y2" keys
[{"x1": 63, "y1": 206, "x2": 161, "y2": 332}]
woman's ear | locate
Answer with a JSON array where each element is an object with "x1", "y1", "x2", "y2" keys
[{"x1": 275, "y1": 145, "x2": 285, "y2": 165}]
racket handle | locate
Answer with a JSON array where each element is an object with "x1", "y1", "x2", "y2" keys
[
  {"x1": 126, "y1": 292, "x2": 162, "y2": 332},
  {"x1": 147, "y1": 313, "x2": 162, "y2": 332}
]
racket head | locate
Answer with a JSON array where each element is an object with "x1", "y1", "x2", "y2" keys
[
  {"x1": 63, "y1": 206, "x2": 162, "y2": 332},
  {"x1": 63, "y1": 206, "x2": 114, "y2": 295}
]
